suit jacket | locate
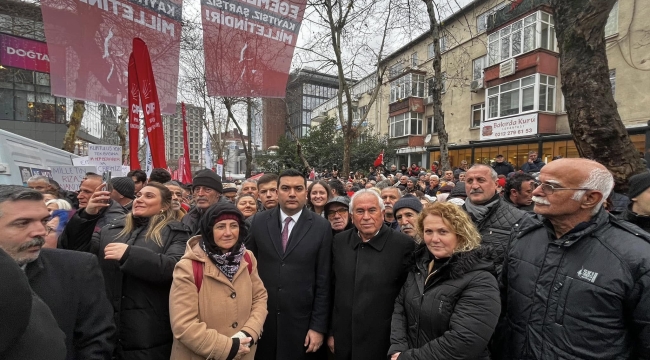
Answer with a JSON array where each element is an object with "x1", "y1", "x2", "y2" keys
[
  {"x1": 246, "y1": 207, "x2": 332, "y2": 360},
  {"x1": 26, "y1": 248, "x2": 115, "y2": 360}
]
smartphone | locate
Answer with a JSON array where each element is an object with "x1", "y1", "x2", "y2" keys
[{"x1": 103, "y1": 171, "x2": 113, "y2": 193}]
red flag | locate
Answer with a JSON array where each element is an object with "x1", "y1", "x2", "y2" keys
[
  {"x1": 132, "y1": 38, "x2": 167, "y2": 169},
  {"x1": 172, "y1": 170, "x2": 178, "y2": 181},
  {"x1": 373, "y1": 151, "x2": 384, "y2": 168},
  {"x1": 309, "y1": 168, "x2": 315, "y2": 180},
  {"x1": 128, "y1": 54, "x2": 141, "y2": 170},
  {"x1": 180, "y1": 103, "x2": 192, "y2": 183}
]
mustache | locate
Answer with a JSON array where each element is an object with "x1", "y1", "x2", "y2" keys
[
  {"x1": 469, "y1": 189, "x2": 484, "y2": 194},
  {"x1": 19, "y1": 237, "x2": 45, "y2": 251},
  {"x1": 532, "y1": 196, "x2": 550, "y2": 205},
  {"x1": 195, "y1": 196, "x2": 209, "y2": 202},
  {"x1": 401, "y1": 224, "x2": 414, "y2": 230}
]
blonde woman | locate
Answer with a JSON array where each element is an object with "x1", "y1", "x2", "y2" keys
[
  {"x1": 388, "y1": 202, "x2": 500, "y2": 360},
  {"x1": 59, "y1": 182, "x2": 191, "y2": 360},
  {"x1": 170, "y1": 203, "x2": 267, "y2": 360}
]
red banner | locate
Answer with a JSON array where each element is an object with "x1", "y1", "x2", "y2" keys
[
  {"x1": 180, "y1": 103, "x2": 193, "y2": 183},
  {"x1": 201, "y1": 0, "x2": 307, "y2": 97},
  {"x1": 131, "y1": 38, "x2": 167, "y2": 169},
  {"x1": 0, "y1": 34, "x2": 50, "y2": 73},
  {"x1": 39, "y1": 0, "x2": 182, "y2": 114},
  {"x1": 128, "y1": 53, "x2": 141, "y2": 170}
]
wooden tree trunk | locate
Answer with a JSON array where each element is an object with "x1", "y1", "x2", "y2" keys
[
  {"x1": 552, "y1": 0, "x2": 645, "y2": 191},
  {"x1": 62, "y1": 100, "x2": 85, "y2": 153},
  {"x1": 423, "y1": 0, "x2": 450, "y2": 171}
]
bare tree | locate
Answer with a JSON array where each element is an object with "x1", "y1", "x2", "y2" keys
[{"x1": 551, "y1": 0, "x2": 645, "y2": 190}]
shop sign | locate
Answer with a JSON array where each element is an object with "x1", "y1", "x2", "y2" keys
[
  {"x1": 0, "y1": 33, "x2": 50, "y2": 73},
  {"x1": 480, "y1": 112, "x2": 537, "y2": 141}
]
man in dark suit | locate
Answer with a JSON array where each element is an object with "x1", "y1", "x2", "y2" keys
[
  {"x1": 246, "y1": 169, "x2": 332, "y2": 360},
  {"x1": 0, "y1": 185, "x2": 115, "y2": 360}
]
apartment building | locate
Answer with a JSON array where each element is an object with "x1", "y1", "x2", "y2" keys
[
  {"x1": 162, "y1": 103, "x2": 204, "y2": 171},
  {"x1": 313, "y1": 0, "x2": 649, "y2": 170}
]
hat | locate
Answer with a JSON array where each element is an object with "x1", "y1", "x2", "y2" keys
[
  {"x1": 325, "y1": 196, "x2": 350, "y2": 212},
  {"x1": 110, "y1": 177, "x2": 135, "y2": 200},
  {"x1": 222, "y1": 184, "x2": 237, "y2": 194},
  {"x1": 409, "y1": 177, "x2": 418, "y2": 184},
  {"x1": 450, "y1": 182, "x2": 467, "y2": 198},
  {"x1": 496, "y1": 154, "x2": 504, "y2": 158},
  {"x1": 628, "y1": 172, "x2": 650, "y2": 199},
  {"x1": 192, "y1": 169, "x2": 223, "y2": 193},
  {"x1": 213, "y1": 213, "x2": 241, "y2": 225},
  {"x1": 393, "y1": 194, "x2": 423, "y2": 214}
]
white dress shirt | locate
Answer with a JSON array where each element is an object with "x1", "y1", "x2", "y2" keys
[{"x1": 280, "y1": 208, "x2": 303, "y2": 239}]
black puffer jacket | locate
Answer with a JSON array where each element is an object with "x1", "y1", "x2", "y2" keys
[
  {"x1": 59, "y1": 214, "x2": 191, "y2": 360},
  {"x1": 464, "y1": 197, "x2": 525, "y2": 276},
  {"x1": 620, "y1": 206, "x2": 650, "y2": 233},
  {"x1": 389, "y1": 245, "x2": 501, "y2": 360},
  {"x1": 497, "y1": 210, "x2": 650, "y2": 359}
]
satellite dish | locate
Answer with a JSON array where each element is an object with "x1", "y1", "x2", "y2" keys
[{"x1": 424, "y1": 134, "x2": 432, "y2": 143}]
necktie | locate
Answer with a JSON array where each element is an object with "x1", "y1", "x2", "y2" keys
[{"x1": 281, "y1": 217, "x2": 293, "y2": 252}]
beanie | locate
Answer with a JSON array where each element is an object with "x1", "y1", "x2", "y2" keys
[
  {"x1": 213, "y1": 213, "x2": 241, "y2": 226},
  {"x1": 409, "y1": 177, "x2": 418, "y2": 184},
  {"x1": 450, "y1": 182, "x2": 467, "y2": 198},
  {"x1": 193, "y1": 169, "x2": 223, "y2": 193},
  {"x1": 393, "y1": 194, "x2": 423, "y2": 214},
  {"x1": 110, "y1": 177, "x2": 135, "y2": 199},
  {"x1": 222, "y1": 184, "x2": 237, "y2": 194},
  {"x1": 628, "y1": 172, "x2": 650, "y2": 199}
]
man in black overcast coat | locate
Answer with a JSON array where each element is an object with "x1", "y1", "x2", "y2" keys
[{"x1": 246, "y1": 169, "x2": 332, "y2": 360}]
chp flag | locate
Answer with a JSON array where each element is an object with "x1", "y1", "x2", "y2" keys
[
  {"x1": 39, "y1": 0, "x2": 182, "y2": 114},
  {"x1": 201, "y1": 0, "x2": 308, "y2": 97}
]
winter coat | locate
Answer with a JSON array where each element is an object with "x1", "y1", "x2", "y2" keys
[
  {"x1": 503, "y1": 194, "x2": 535, "y2": 212},
  {"x1": 59, "y1": 213, "x2": 191, "y2": 360},
  {"x1": 389, "y1": 246, "x2": 501, "y2": 360},
  {"x1": 26, "y1": 249, "x2": 115, "y2": 360},
  {"x1": 463, "y1": 196, "x2": 525, "y2": 276},
  {"x1": 58, "y1": 201, "x2": 128, "y2": 247},
  {"x1": 331, "y1": 226, "x2": 415, "y2": 360},
  {"x1": 169, "y1": 236, "x2": 268, "y2": 360},
  {"x1": 245, "y1": 206, "x2": 332, "y2": 360},
  {"x1": 425, "y1": 185, "x2": 440, "y2": 197},
  {"x1": 496, "y1": 209, "x2": 650, "y2": 359},
  {"x1": 620, "y1": 206, "x2": 650, "y2": 233},
  {"x1": 520, "y1": 158, "x2": 545, "y2": 173},
  {"x1": 492, "y1": 162, "x2": 514, "y2": 177},
  {"x1": 609, "y1": 191, "x2": 631, "y2": 215},
  {"x1": 181, "y1": 206, "x2": 203, "y2": 235}
]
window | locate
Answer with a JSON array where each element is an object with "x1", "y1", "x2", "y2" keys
[
  {"x1": 425, "y1": 74, "x2": 445, "y2": 99},
  {"x1": 473, "y1": 56, "x2": 486, "y2": 81},
  {"x1": 471, "y1": 103, "x2": 485, "y2": 128},
  {"x1": 486, "y1": 74, "x2": 553, "y2": 119},
  {"x1": 389, "y1": 112, "x2": 423, "y2": 137},
  {"x1": 389, "y1": 63, "x2": 404, "y2": 78},
  {"x1": 605, "y1": 1, "x2": 618, "y2": 37},
  {"x1": 427, "y1": 43, "x2": 435, "y2": 59},
  {"x1": 411, "y1": 52, "x2": 418, "y2": 67},
  {"x1": 440, "y1": 36, "x2": 448, "y2": 53},
  {"x1": 538, "y1": 75, "x2": 556, "y2": 112},
  {"x1": 427, "y1": 116, "x2": 435, "y2": 133},
  {"x1": 488, "y1": 11, "x2": 556, "y2": 66},
  {"x1": 476, "y1": 3, "x2": 507, "y2": 34},
  {"x1": 390, "y1": 73, "x2": 425, "y2": 103},
  {"x1": 610, "y1": 69, "x2": 616, "y2": 97}
]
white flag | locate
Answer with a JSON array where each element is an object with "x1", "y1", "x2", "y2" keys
[
  {"x1": 205, "y1": 136, "x2": 213, "y2": 170},
  {"x1": 145, "y1": 137, "x2": 153, "y2": 178}
]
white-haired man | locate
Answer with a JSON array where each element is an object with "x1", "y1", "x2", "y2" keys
[
  {"x1": 495, "y1": 158, "x2": 650, "y2": 359},
  {"x1": 463, "y1": 164, "x2": 525, "y2": 276},
  {"x1": 328, "y1": 189, "x2": 415, "y2": 360}
]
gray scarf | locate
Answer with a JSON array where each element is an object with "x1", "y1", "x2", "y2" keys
[{"x1": 464, "y1": 194, "x2": 500, "y2": 223}]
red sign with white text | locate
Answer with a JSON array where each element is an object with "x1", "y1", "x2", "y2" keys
[
  {"x1": 201, "y1": 0, "x2": 307, "y2": 97},
  {"x1": 39, "y1": 0, "x2": 182, "y2": 114},
  {"x1": 0, "y1": 33, "x2": 50, "y2": 73}
]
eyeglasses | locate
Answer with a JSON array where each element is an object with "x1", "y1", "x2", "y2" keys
[
  {"x1": 45, "y1": 226, "x2": 56, "y2": 236},
  {"x1": 326, "y1": 208, "x2": 348, "y2": 217},
  {"x1": 534, "y1": 182, "x2": 591, "y2": 195}
]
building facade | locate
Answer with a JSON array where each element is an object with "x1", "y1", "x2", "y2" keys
[
  {"x1": 313, "y1": 0, "x2": 647, "y2": 171},
  {"x1": 162, "y1": 103, "x2": 204, "y2": 172},
  {"x1": 262, "y1": 68, "x2": 340, "y2": 149},
  {"x1": 0, "y1": 0, "x2": 120, "y2": 153}
]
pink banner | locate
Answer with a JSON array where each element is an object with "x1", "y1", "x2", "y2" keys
[
  {"x1": 0, "y1": 34, "x2": 50, "y2": 73},
  {"x1": 201, "y1": 0, "x2": 307, "y2": 97},
  {"x1": 39, "y1": 0, "x2": 182, "y2": 114}
]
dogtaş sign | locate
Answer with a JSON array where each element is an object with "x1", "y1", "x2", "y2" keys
[
  {"x1": 201, "y1": 0, "x2": 307, "y2": 97},
  {"x1": 0, "y1": 34, "x2": 50, "y2": 73},
  {"x1": 39, "y1": 0, "x2": 182, "y2": 114}
]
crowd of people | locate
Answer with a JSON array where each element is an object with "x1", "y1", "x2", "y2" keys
[{"x1": 1, "y1": 155, "x2": 649, "y2": 360}]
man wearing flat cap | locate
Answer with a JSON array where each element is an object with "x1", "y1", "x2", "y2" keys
[
  {"x1": 620, "y1": 171, "x2": 650, "y2": 233},
  {"x1": 182, "y1": 169, "x2": 223, "y2": 234},
  {"x1": 324, "y1": 196, "x2": 353, "y2": 235}
]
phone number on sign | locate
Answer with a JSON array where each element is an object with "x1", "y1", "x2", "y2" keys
[{"x1": 493, "y1": 128, "x2": 534, "y2": 137}]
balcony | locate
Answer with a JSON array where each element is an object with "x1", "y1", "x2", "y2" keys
[
  {"x1": 389, "y1": 97, "x2": 425, "y2": 116},
  {"x1": 388, "y1": 135, "x2": 425, "y2": 148},
  {"x1": 484, "y1": 49, "x2": 559, "y2": 87},
  {"x1": 487, "y1": 0, "x2": 551, "y2": 32}
]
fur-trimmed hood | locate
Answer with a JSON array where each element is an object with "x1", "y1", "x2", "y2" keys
[{"x1": 413, "y1": 244, "x2": 497, "y2": 280}]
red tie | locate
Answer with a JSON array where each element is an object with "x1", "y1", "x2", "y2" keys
[{"x1": 282, "y1": 217, "x2": 293, "y2": 252}]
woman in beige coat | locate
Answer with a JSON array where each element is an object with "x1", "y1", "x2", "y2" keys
[{"x1": 170, "y1": 203, "x2": 268, "y2": 360}]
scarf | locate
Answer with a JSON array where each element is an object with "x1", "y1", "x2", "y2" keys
[
  {"x1": 464, "y1": 193, "x2": 500, "y2": 223},
  {"x1": 199, "y1": 238, "x2": 246, "y2": 282}
]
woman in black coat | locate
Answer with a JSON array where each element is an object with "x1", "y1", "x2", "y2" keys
[
  {"x1": 388, "y1": 202, "x2": 500, "y2": 360},
  {"x1": 59, "y1": 181, "x2": 191, "y2": 360}
]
